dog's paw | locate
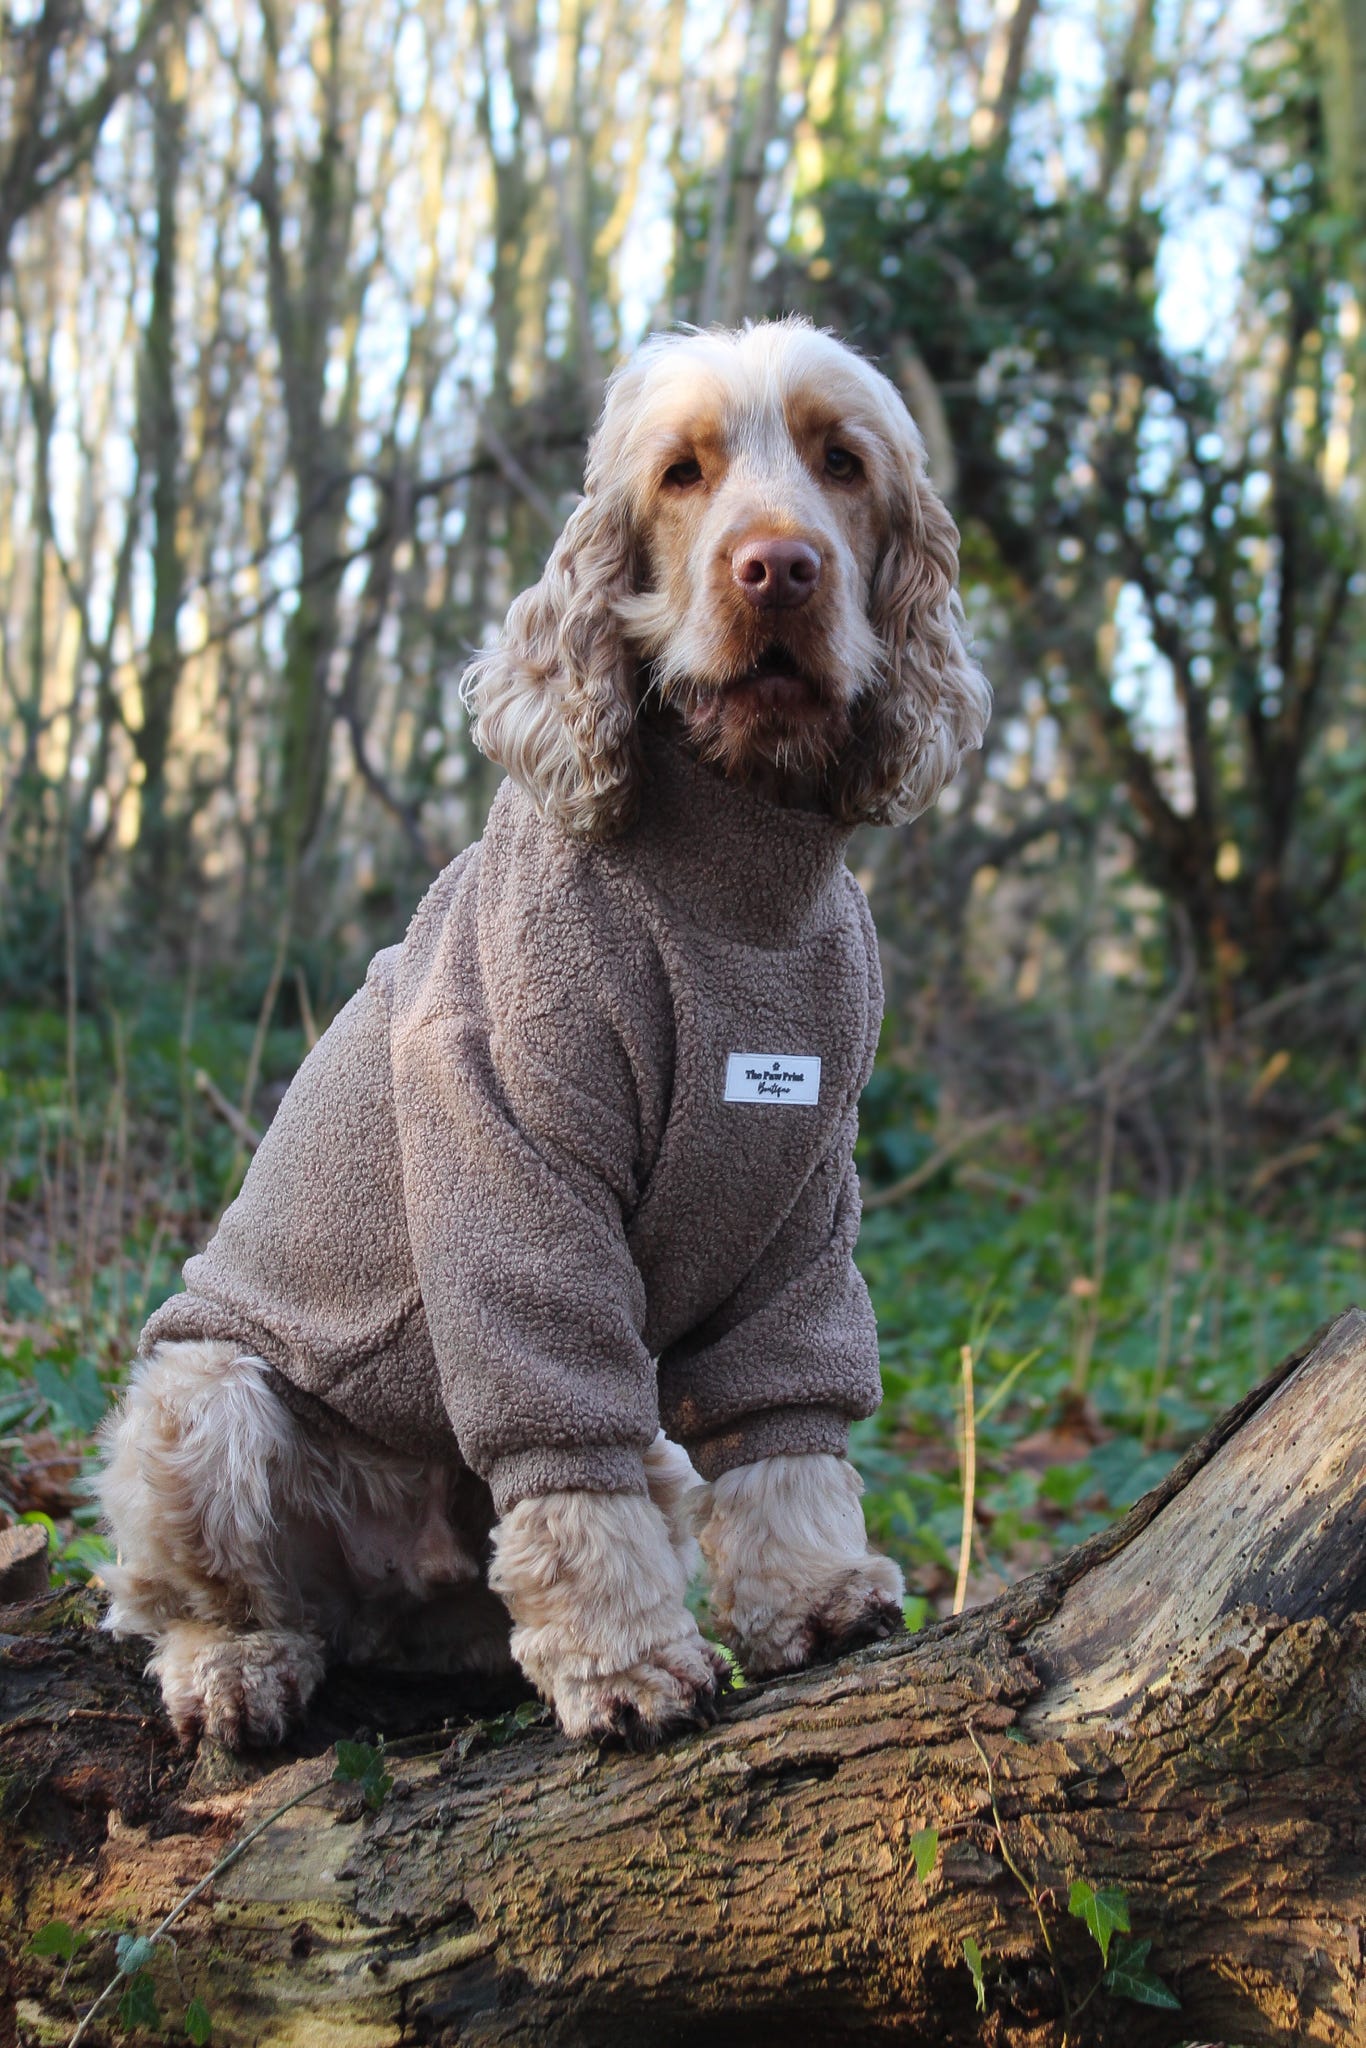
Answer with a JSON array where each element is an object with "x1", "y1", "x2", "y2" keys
[
  {"x1": 734, "y1": 1554, "x2": 906, "y2": 1680},
  {"x1": 551, "y1": 1633, "x2": 731, "y2": 1750},
  {"x1": 151, "y1": 1627, "x2": 324, "y2": 1748}
]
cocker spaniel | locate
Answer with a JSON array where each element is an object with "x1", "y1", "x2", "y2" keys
[{"x1": 98, "y1": 320, "x2": 989, "y2": 1750}]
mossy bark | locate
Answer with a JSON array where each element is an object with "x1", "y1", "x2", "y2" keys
[{"x1": 4, "y1": 1310, "x2": 1366, "y2": 2048}]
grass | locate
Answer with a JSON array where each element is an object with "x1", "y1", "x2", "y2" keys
[
  {"x1": 1, "y1": 980, "x2": 1362, "y2": 1612},
  {"x1": 0, "y1": 983, "x2": 305, "y2": 1580},
  {"x1": 854, "y1": 1179, "x2": 1362, "y2": 1609}
]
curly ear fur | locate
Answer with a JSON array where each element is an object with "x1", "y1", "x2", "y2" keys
[
  {"x1": 463, "y1": 326, "x2": 988, "y2": 836},
  {"x1": 839, "y1": 430, "x2": 991, "y2": 827},
  {"x1": 461, "y1": 478, "x2": 642, "y2": 840}
]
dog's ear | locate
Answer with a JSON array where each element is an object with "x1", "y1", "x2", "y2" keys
[
  {"x1": 462, "y1": 446, "x2": 641, "y2": 840},
  {"x1": 840, "y1": 419, "x2": 990, "y2": 826}
]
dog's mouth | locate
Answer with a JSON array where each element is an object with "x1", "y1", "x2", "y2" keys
[{"x1": 723, "y1": 646, "x2": 823, "y2": 719}]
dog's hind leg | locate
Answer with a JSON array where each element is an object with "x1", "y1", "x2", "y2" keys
[{"x1": 98, "y1": 1340, "x2": 332, "y2": 1746}]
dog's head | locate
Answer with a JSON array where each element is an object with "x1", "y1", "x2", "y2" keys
[{"x1": 462, "y1": 319, "x2": 990, "y2": 835}]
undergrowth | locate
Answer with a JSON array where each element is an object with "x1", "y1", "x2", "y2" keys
[{"x1": 1, "y1": 978, "x2": 1362, "y2": 1611}]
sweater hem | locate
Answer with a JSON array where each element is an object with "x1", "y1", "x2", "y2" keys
[
  {"x1": 487, "y1": 1444, "x2": 651, "y2": 1517},
  {"x1": 685, "y1": 1404, "x2": 851, "y2": 1481}
]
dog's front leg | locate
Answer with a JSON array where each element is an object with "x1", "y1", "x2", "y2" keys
[
  {"x1": 490, "y1": 1488, "x2": 728, "y2": 1747},
  {"x1": 696, "y1": 1453, "x2": 905, "y2": 1678}
]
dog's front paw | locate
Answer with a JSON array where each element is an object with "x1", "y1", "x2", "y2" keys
[
  {"x1": 730, "y1": 1553, "x2": 906, "y2": 1680},
  {"x1": 150, "y1": 1626, "x2": 325, "y2": 1748},
  {"x1": 491, "y1": 1488, "x2": 730, "y2": 1750},
  {"x1": 697, "y1": 1452, "x2": 907, "y2": 1682},
  {"x1": 551, "y1": 1633, "x2": 731, "y2": 1749}
]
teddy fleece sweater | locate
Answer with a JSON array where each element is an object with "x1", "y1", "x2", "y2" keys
[{"x1": 141, "y1": 732, "x2": 886, "y2": 1514}]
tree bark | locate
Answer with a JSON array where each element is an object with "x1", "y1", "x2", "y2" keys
[{"x1": 5, "y1": 1309, "x2": 1366, "y2": 2047}]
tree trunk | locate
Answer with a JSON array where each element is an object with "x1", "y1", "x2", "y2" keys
[{"x1": 5, "y1": 1310, "x2": 1366, "y2": 2047}]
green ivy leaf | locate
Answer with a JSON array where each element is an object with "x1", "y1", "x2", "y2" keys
[
  {"x1": 1068, "y1": 1878, "x2": 1129, "y2": 1966},
  {"x1": 116, "y1": 1934, "x2": 158, "y2": 1977},
  {"x1": 30, "y1": 1920, "x2": 81, "y2": 1961},
  {"x1": 492, "y1": 1700, "x2": 547, "y2": 1743},
  {"x1": 333, "y1": 1739, "x2": 393, "y2": 1812},
  {"x1": 962, "y1": 1935, "x2": 987, "y2": 2013},
  {"x1": 184, "y1": 1996, "x2": 213, "y2": 2044},
  {"x1": 118, "y1": 1969, "x2": 162, "y2": 2032},
  {"x1": 908, "y1": 1827, "x2": 939, "y2": 1883},
  {"x1": 1104, "y1": 1935, "x2": 1182, "y2": 2010}
]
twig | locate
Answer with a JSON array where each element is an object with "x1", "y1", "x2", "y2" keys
[
  {"x1": 0, "y1": 1709, "x2": 153, "y2": 1740},
  {"x1": 965, "y1": 1721, "x2": 1071, "y2": 2024},
  {"x1": 477, "y1": 418, "x2": 561, "y2": 533},
  {"x1": 1071, "y1": 1079, "x2": 1118, "y2": 1399},
  {"x1": 953, "y1": 1342, "x2": 978, "y2": 1617},
  {"x1": 1143, "y1": 1146, "x2": 1198, "y2": 1452},
  {"x1": 220, "y1": 909, "x2": 290, "y2": 1192},
  {"x1": 1246, "y1": 1108, "x2": 1352, "y2": 1195},
  {"x1": 193, "y1": 1070, "x2": 262, "y2": 1153},
  {"x1": 294, "y1": 967, "x2": 320, "y2": 1052}
]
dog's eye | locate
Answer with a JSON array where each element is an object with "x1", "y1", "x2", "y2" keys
[
  {"x1": 662, "y1": 457, "x2": 703, "y2": 490},
  {"x1": 824, "y1": 445, "x2": 863, "y2": 483}
]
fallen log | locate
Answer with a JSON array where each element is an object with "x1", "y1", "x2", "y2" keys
[{"x1": 4, "y1": 1308, "x2": 1366, "y2": 2048}]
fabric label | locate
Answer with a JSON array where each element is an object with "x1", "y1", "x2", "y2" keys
[{"x1": 724, "y1": 1053, "x2": 822, "y2": 1106}]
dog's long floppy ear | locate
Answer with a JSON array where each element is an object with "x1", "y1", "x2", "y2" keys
[
  {"x1": 461, "y1": 415, "x2": 641, "y2": 840},
  {"x1": 840, "y1": 415, "x2": 990, "y2": 826}
]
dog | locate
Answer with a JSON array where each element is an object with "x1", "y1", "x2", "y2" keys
[{"x1": 97, "y1": 319, "x2": 989, "y2": 1750}]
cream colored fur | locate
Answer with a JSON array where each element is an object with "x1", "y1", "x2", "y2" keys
[
  {"x1": 697, "y1": 1452, "x2": 904, "y2": 1678},
  {"x1": 100, "y1": 1340, "x2": 513, "y2": 1744},
  {"x1": 490, "y1": 1483, "x2": 726, "y2": 1744},
  {"x1": 100, "y1": 1345, "x2": 899, "y2": 1746},
  {"x1": 99, "y1": 1340, "x2": 717, "y2": 1746}
]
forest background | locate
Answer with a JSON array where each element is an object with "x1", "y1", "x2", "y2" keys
[{"x1": 0, "y1": 0, "x2": 1363, "y2": 1617}]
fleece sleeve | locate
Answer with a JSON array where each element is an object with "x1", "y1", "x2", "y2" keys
[
  {"x1": 389, "y1": 877, "x2": 660, "y2": 1517},
  {"x1": 654, "y1": 1108, "x2": 884, "y2": 1480}
]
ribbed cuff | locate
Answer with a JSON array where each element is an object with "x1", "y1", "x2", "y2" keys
[
  {"x1": 487, "y1": 1444, "x2": 650, "y2": 1518},
  {"x1": 685, "y1": 1404, "x2": 851, "y2": 1483}
]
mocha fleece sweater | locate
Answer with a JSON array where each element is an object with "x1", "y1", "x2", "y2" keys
[{"x1": 142, "y1": 732, "x2": 885, "y2": 1514}]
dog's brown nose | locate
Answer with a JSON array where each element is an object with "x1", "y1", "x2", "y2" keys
[{"x1": 732, "y1": 537, "x2": 821, "y2": 610}]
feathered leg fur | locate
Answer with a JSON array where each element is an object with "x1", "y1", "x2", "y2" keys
[
  {"x1": 98, "y1": 1340, "x2": 510, "y2": 1745},
  {"x1": 99, "y1": 1342, "x2": 711, "y2": 1747},
  {"x1": 696, "y1": 1452, "x2": 905, "y2": 1677},
  {"x1": 489, "y1": 1444, "x2": 727, "y2": 1749}
]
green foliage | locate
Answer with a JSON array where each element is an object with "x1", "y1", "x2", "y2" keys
[
  {"x1": 29, "y1": 1920, "x2": 84, "y2": 1962},
  {"x1": 0, "y1": 980, "x2": 313, "y2": 1585},
  {"x1": 1103, "y1": 1935, "x2": 1182, "y2": 2010},
  {"x1": 447, "y1": 1698, "x2": 551, "y2": 1763},
  {"x1": 1068, "y1": 1878, "x2": 1129, "y2": 1966},
  {"x1": 908, "y1": 1827, "x2": 939, "y2": 1883},
  {"x1": 962, "y1": 1934, "x2": 987, "y2": 2012},
  {"x1": 184, "y1": 1996, "x2": 213, "y2": 2043},
  {"x1": 851, "y1": 1128, "x2": 1363, "y2": 1593},
  {"x1": 118, "y1": 1969, "x2": 161, "y2": 2032},
  {"x1": 1068, "y1": 1881, "x2": 1180, "y2": 2011},
  {"x1": 115, "y1": 1934, "x2": 158, "y2": 1977},
  {"x1": 333, "y1": 1739, "x2": 393, "y2": 1811},
  {"x1": 813, "y1": 147, "x2": 1153, "y2": 369}
]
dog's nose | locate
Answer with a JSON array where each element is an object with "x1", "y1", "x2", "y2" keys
[{"x1": 732, "y1": 538, "x2": 821, "y2": 610}]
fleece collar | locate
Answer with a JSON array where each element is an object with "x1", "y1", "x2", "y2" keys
[{"x1": 606, "y1": 726, "x2": 856, "y2": 946}]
